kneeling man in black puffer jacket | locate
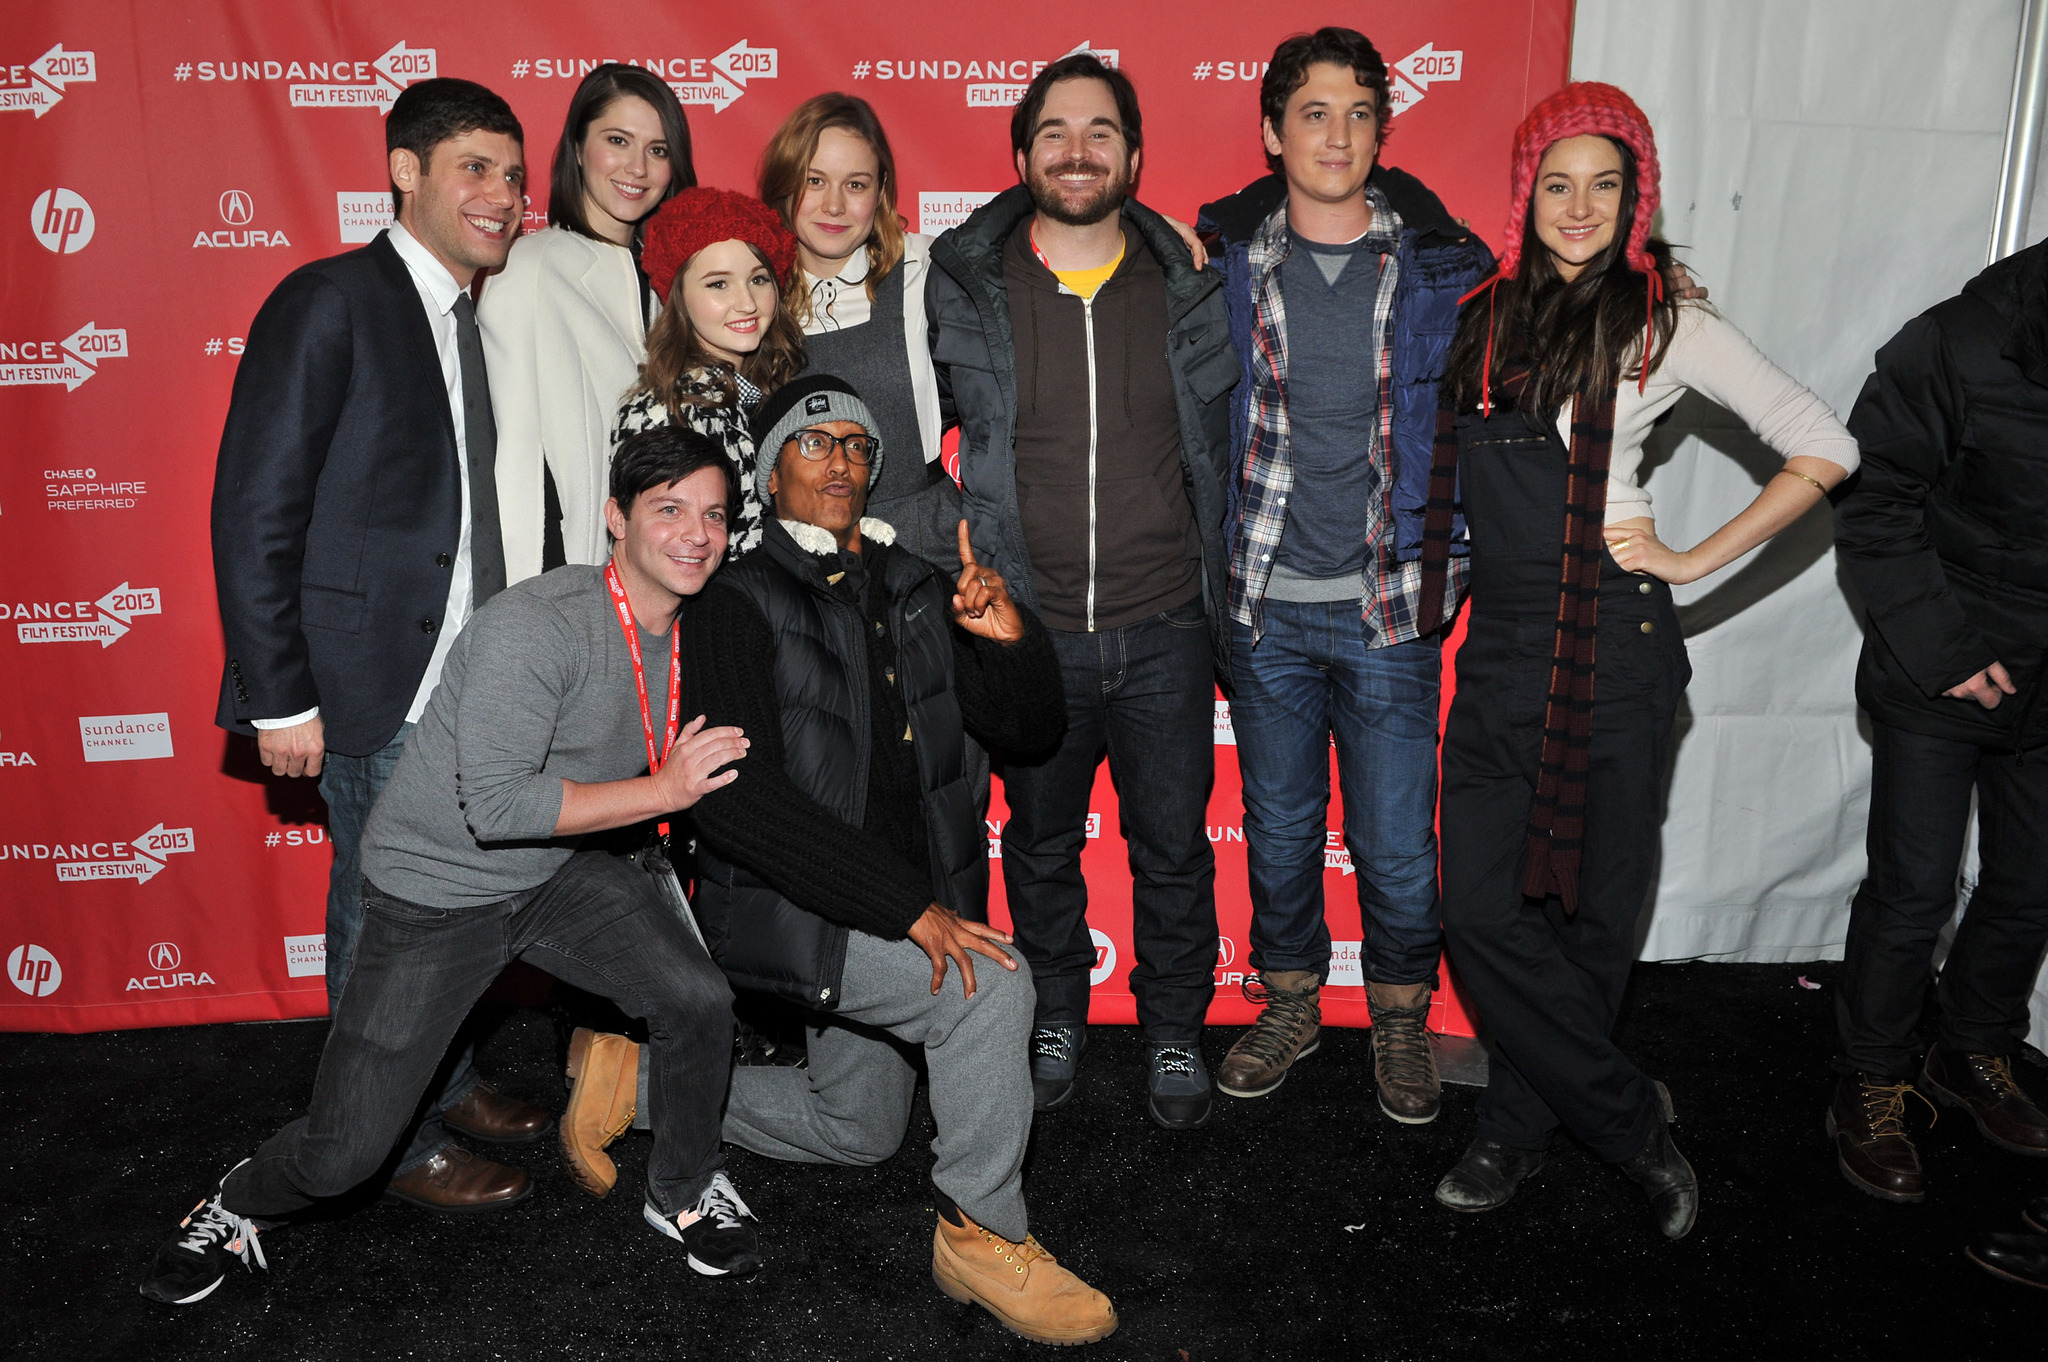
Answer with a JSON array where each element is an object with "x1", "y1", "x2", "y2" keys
[{"x1": 689, "y1": 374, "x2": 1119, "y2": 1346}]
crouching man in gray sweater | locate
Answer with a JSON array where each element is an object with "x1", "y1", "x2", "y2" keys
[{"x1": 140, "y1": 428, "x2": 758, "y2": 1307}]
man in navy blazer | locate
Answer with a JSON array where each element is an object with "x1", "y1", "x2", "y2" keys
[{"x1": 211, "y1": 77, "x2": 550, "y2": 1209}]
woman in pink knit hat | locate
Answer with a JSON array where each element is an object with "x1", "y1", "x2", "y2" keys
[{"x1": 1417, "y1": 83, "x2": 1859, "y2": 1238}]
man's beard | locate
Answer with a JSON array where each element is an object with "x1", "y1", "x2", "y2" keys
[{"x1": 1025, "y1": 157, "x2": 1132, "y2": 227}]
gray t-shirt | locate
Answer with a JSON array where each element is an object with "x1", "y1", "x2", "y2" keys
[
  {"x1": 362, "y1": 565, "x2": 674, "y2": 909},
  {"x1": 1270, "y1": 232, "x2": 1382, "y2": 591}
]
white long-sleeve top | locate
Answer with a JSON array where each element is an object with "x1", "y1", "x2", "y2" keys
[{"x1": 1563, "y1": 300, "x2": 1860, "y2": 524}]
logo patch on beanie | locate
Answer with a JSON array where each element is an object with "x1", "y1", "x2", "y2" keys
[{"x1": 805, "y1": 393, "x2": 831, "y2": 415}]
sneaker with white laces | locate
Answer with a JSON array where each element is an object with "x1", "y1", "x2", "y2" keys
[
  {"x1": 1030, "y1": 1025, "x2": 1087, "y2": 1112},
  {"x1": 643, "y1": 1170, "x2": 763, "y2": 1277},
  {"x1": 1147, "y1": 1043, "x2": 1214, "y2": 1130},
  {"x1": 138, "y1": 1172, "x2": 269, "y2": 1305}
]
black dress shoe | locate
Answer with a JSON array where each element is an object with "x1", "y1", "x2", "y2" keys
[
  {"x1": 1617, "y1": 1119, "x2": 1698, "y2": 1239},
  {"x1": 1435, "y1": 1139, "x2": 1546, "y2": 1212},
  {"x1": 1967, "y1": 1232, "x2": 2048, "y2": 1290}
]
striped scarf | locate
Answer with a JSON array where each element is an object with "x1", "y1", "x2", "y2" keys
[{"x1": 1420, "y1": 370, "x2": 1616, "y2": 915}]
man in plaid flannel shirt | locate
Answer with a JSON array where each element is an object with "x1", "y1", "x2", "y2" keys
[{"x1": 1196, "y1": 28, "x2": 1491, "y2": 1119}]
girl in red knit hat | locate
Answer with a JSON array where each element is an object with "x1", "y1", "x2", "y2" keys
[
  {"x1": 613, "y1": 186, "x2": 805, "y2": 559},
  {"x1": 1419, "y1": 82, "x2": 1859, "y2": 1239}
]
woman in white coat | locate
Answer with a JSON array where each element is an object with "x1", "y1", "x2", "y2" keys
[{"x1": 480, "y1": 64, "x2": 693, "y2": 583}]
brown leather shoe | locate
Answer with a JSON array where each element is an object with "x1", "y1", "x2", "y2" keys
[
  {"x1": 1217, "y1": 970, "x2": 1321, "y2": 1099},
  {"x1": 383, "y1": 1145, "x2": 531, "y2": 1212},
  {"x1": 1367, "y1": 981, "x2": 1440, "y2": 1124},
  {"x1": 441, "y1": 1082, "x2": 554, "y2": 1144},
  {"x1": 1923, "y1": 1043, "x2": 2048, "y2": 1156},
  {"x1": 1826, "y1": 1072, "x2": 1926, "y2": 1202},
  {"x1": 561, "y1": 1028, "x2": 639, "y2": 1199},
  {"x1": 932, "y1": 1211, "x2": 1117, "y2": 1346}
]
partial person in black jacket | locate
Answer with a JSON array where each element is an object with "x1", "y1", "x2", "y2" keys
[
  {"x1": 1830, "y1": 238, "x2": 2048, "y2": 1205},
  {"x1": 926, "y1": 53, "x2": 1240, "y2": 1133},
  {"x1": 617, "y1": 373, "x2": 1110, "y2": 1344},
  {"x1": 208, "y1": 79, "x2": 549, "y2": 1207}
]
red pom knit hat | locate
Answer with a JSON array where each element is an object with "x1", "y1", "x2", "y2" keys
[
  {"x1": 641, "y1": 186, "x2": 798, "y2": 301},
  {"x1": 1498, "y1": 81, "x2": 1660, "y2": 281},
  {"x1": 1464, "y1": 81, "x2": 1664, "y2": 414}
]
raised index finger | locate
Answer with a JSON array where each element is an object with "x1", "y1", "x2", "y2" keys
[{"x1": 956, "y1": 519, "x2": 977, "y2": 569}]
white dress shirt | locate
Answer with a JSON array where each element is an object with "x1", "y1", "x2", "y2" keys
[{"x1": 255, "y1": 222, "x2": 476, "y2": 732}]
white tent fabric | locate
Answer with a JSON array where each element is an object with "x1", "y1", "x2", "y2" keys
[{"x1": 1569, "y1": 1, "x2": 2048, "y2": 1046}]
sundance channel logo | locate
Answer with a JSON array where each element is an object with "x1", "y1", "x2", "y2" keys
[
  {"x1": 78, "y1": 712, "x2": 173, "y2": 763},
  {"x1": 2, "y1": 44, "x2": 94, "y2": 118},
  {"x1": 173, "y1": 40, "x2": 435, "y2": 115}
]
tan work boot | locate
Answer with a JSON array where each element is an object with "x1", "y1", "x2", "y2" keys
[
  {"x1": 1216, "y1": 970, "x2": 1321, "y2": 1098},
  {"x1": 1367, "y1": 981, "x2": 1440, "y2": 1124},
  {"x1": 932, "y1": 1210, "x2": 1118, "y2": 1345},
  {"x1": 561, "y1": 1028, "x2": 639, "y2": 1198}
]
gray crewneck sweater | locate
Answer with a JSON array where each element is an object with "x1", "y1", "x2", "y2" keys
[{"x1": 362, "y1": 565, "x2": 675, "y2": 909}]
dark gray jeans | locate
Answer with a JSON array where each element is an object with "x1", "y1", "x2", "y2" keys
[
  {"x1": 319, "y1": 721, "x2": 473, "y2": 1173},
  {"x1": 222, "y1": 849, "x2": 733, "y2": 1220}
]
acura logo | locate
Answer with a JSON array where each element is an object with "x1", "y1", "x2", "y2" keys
[
  {"x1": 218, "y1": 190, "x2": 253, "y2": 226},
  {"x1": 148, "y1": 941, "x2": 180, "y2": 971},
  {"x1": 1216, "y1": 936, "x2": 1236, "y2": 969}
]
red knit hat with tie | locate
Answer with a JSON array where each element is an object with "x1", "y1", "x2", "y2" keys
[{"x1": 1464, "y1": 82, "x2": 1664, "y2": 414}]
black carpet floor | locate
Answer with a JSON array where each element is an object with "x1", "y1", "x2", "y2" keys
[{"x1": 4, "y1": 961, "x2": 2044, "y2": 1360}]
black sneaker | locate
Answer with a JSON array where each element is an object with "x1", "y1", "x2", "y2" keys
[
  {"x1": 139, "y1": 1182, "x2": 268, "y2": 1305},
  {"x1": 1147, "y1": 1043, "x2": 1214, "y2": 1131},
  {"x1": 1030, "y1": 1025, "x2": 1087, "y2": 1112},
  {"x1": 644, "y1": 1171, "x2": 763, "y2": 1277}
]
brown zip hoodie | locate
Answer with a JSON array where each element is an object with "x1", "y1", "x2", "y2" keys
[{"x1": 1004, "y1": 221, "x2": 1201, "y2": 633}]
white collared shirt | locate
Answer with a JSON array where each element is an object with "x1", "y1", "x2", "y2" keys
[
  {"x1": 255, "y1": 222, "x2": 476, "y2": 732},
  {"x1": 796, "y1": 233, "x2": 942, "y2": 467}
]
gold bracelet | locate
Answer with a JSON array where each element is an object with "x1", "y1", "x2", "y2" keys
[{"x1": 1778, "y1": 467, "x2": 1828, "y2": 495}]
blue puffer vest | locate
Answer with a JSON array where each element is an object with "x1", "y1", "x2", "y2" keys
[{"x1": 1196, "y1": 167, "x2": 1493, "y2": 564}]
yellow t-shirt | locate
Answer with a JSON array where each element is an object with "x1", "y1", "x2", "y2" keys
[{"x1": 1052, "y1": 239, "x2": 1126, "y2": 300}]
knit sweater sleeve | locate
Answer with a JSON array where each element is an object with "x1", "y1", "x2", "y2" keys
[
  {"x1": 951, "y1": 604, "x2": 1067, "y2": 758},
  {"x1": 685, "y1": 584, "x2": 933, "y2": 940}
]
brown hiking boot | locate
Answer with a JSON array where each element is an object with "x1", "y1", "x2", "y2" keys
[
  {"x1": 1367, "y1": 981, "x2": 1440, "y2": 1124},
  {"x1": 932, "y1": 1210, "x2": 1118, "y2": 1346},
  {"x1": 1923, "y1": 1043, "x2": 2048, "y2": 1156},
  {"x1": 561, "y1": 1028, "x2": 638, "y2": 1198},
  {"x1": 1826, "y1": 1072, "x2": 1928, "y2": 1202},
  {"x1": 1217, "y1": 970, "x2": 1321, "y2": 1098}
]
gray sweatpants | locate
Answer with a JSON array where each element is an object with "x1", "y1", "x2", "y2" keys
[{"x1": 722, "y1": 929, "x2": 1035, "y2": 1242}]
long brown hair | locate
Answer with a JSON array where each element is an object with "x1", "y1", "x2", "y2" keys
[
  {"x1": 1444, "y1": 137, "x2": 1681, "y2": 417},
  {"x1": 758, "y1": 93, "x2": 907, "y2": 326},
  {"x1": 633, "y1": 241, "x2": 806, "y2": 414}
]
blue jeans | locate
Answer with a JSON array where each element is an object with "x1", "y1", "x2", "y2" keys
[
  {"x1": 1000, "y1": 599, "x2": 1219, "y2": 1042},
  {"x1": 1230, "y1": 600, "x2": 1444, "y2": 985},
  {"x1": 318, "y1": 722, "x2": 476, "y2": 1172}
]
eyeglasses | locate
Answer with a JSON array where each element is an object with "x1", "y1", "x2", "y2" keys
[{"x1": 785, "y1": 428, "x2": 876, "y2": 465}]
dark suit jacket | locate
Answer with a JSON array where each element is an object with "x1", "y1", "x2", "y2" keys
[{"x1": 212, "y1": 230, "x2": 463, "y2": 758}]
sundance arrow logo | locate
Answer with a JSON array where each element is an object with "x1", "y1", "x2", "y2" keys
[
  {"x1": 2, "y1": 44, "x2": 96, "y2": 118},
  {"x1": 672, "y1": 38, "x2": 778, "y2": 113},
  {"x1": 48, "y1": 822, "x2": 196, "y2": 885},
  {"x1": 1387, "y1": 42, "x2": 1464, "y2": 116},
  {"x1": 287, "y1": 39, "x2": 435, "y2": 114},
  {"x1": 0, "y1": 321, "x2": 129, "y2": 392},
  {"x1": 7, "y1": 580, "x2": 160, "y2": 647}
]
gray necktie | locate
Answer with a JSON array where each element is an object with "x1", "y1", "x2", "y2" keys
[{"x1": 451, "y1": 293, "x2": 506, "y2": 604}]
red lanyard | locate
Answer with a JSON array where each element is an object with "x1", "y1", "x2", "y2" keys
[{"x1": 604, "y1": 562, "x2": 681, "y2": 838}]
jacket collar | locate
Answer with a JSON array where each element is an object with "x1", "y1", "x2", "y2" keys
[
  {"x1": 936, "y1": 184, "x2": 1219, "y2": 326},
  {"x1": 2002, "y1": 240, "x2": 2048, "y2": 389},
  {"x1": 759, "y1": 515, "x2": 929, "y2": 598},
  {"x1": 1200, "y1": 164, "x2": 1469, "y2": 253}
]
